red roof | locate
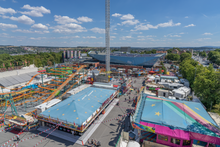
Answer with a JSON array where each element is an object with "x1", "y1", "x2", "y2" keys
[{"x1": 38, "y1": 70, "x2": 46, "y2": 73}]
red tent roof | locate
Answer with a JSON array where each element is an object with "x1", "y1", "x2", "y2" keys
[{"x1": 38, "y1": 70, "x2": 46, "y2": 73}]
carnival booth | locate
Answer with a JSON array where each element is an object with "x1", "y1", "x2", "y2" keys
[
  {"x1": 132, "y1": 94, "x2": 220, "y2": 147},
  {"x1": 37, "y1": 85, "x2": 118, "y2": 134}
]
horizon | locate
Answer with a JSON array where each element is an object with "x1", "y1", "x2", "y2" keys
[{"x1": 0, "y1": 0, "x2": 220, "y2": 47}]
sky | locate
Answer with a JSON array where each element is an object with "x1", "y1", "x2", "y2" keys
[{"x1": 0, "y1": 0, "x2": 220, "y2": 47}]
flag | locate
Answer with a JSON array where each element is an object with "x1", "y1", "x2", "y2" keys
[
  {"x1": 10, "y1": 62, "x2": 12, "y2": 66},
  {"x1": 3, "y1": 63, "x2": 4, "y2": 67}
]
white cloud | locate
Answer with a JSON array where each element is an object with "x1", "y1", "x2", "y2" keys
[
  {"x1": 46, "y1": 23, "x2": 50, "y2": 26},
  {"x1": 157, "y1": 20, "x2": 181, "y2": 28},
  {"x1": 20, "y1": 11, "x2": 43, "y2": 17},
  {"x1": 20, "y1": 4, "x2": 50, "y2": 17},
  {"x1": 137, "y1": 38, "x2": 145, "y2": 41},
  {"x1": 134, "y1": 20, "x2": 181, "y2": 31},
  {"x1": 137, "y1": 35, "x2": 156, "y2": 39},
  {"x1": 171, "y1": 35, "x2": 181, "y2": 37},
  {"x1": 1, "y1": 33, "x2": 8, "y2": 35},
  {"x1": 197, "y1": 38, "x2": 211, "y2": 41},
  {"x1": 146, "y1": 35, "x2": 156, "y2": 37},
  {"x1": 121, "y1": 19, "x2": 139, "y2": 25},
  {"x1": 12, "y1": 0, "x2": 17, "y2": 3},
  {"x1": 10, "y1": 15, "x2": 35, "y2": 25},
  {"x1": 184, "y1": 24, "x2": 195, "y2": 27},
  {"x1": 133, "y1": 24, "x2": 157, "y2": 31},
  {"x1": 164, "y1": 34, "x2": 181, "y2": 37},
  {"x1": 121, "y1": 14, "x2": 134, "y2": 20},
  {"x1": 120, "y1": 36, "x2": 133, "y2": 40},
  {"x1": 59, "y1": 36, "x2": 80, "y2": 39},
  {"x1": 1, "y1": 15, "x2": 10, "y2": 19},
  {"x1": 22, "y1": 4, "x2": 50, "y2": 14},
  {"x1": 83, "y1": 36, "x2": 96, "y2": 39},
  {"x1": 0, "y1": 23, "x2": 17, "y2": 29},
  {"x1": 50, "y1": 23, "x2": 86, "y2": 34},
  {"x1": 54, "y1": 15, "x2": 78, "y2": 24},
  {"x1": 203, "y1": 32, "x2": 213, "y2": 35},
  {"x1": 77, "y1": 16, "x2": 92, "y2": 22},
  {"x1": 90, "y1": 27, "x2": 105, "y2": 34},
  {"x1": 185, "y1": 16, "x2": 188, "y2": 18},
  {"x1": 12, "y1": 29, "x2": 32, "y2": 33},
  {"x1": 110, "y1": 36, "x2": 116, "y2": 39},
  {"x1": 179, "y1": 32, "x2": 185, "y2": 34},
  {"x1": 112, "y1": 13, "x2": 122, "y2": 17},
  {"x1": 31, "y1": 23, "x2": 48, "y2": 30},
  {"x1": 12, "y1": 29, "x2": 49, "y2": 34},
  {"x1": 0, "y1": 7, "x2": 16, "y2": 15},
  {"x1": 30, "y1": 37, "x2": 46, "y2": 40},
  {"x1": 203, "y1": 14, "x2": 208, "y2": 17}
]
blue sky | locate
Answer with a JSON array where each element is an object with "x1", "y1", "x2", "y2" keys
[{"x1": 0, "y1": 0, "x2": 220, "y2": 47}]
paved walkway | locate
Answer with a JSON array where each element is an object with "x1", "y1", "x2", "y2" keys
[
  {"x1": 76, "y1": 98, "x2": 119, "y2": 145},
  {"x1": 37, "y1": 126, "x2": 80, "y2": 143}
]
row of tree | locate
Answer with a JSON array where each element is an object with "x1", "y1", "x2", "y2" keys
[
  {"x1": 130, "y1": 49, "x2": 157, "y2": 54},
  {"x1": 199, "y1": 51, "x2": 207, "y2": 58},
  {"x1": 179, "y1": 53, "x2": 220, "y2": 110},
  {"x1": 207, "y1": 49, "x2": 220, "y2": 65},
  {"x1": 0, "y1": 52, "x2": 62, "y2": 69}
]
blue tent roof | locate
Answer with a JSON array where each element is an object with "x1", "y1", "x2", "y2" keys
[
  {"x1": 138, "y1": 95, "x2": 220, "y2": 138},
  {"x1": 41, "y1": 86, "x2": 116, "y2": 126}
]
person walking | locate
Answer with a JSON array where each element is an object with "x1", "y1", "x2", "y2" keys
[
  {"x1": 97, "y1": 141, "x2": 101, "y2": 146},
  {"x1": 16, "y1": 135, "x2": 20, "y2": 141},
  {"x1": 91, "y1": 139, "x2": 94, "y2": 145}
]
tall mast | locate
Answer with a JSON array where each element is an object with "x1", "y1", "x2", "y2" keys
[{"x1": 105, "y1": 0, "x2": 110, "y2": 72}]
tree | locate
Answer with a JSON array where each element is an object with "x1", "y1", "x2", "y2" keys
[
  {"x1": 166, "y1": 53, "x2": 180, "y2": 61},
  {"x1": 159, "y1": 68, "x2": 162, "y2": 74},
  {"x1": 180, "y1": 52, "x2": 191, "y2": 62},
  {"x1": 193, "y1": 65, "x2": 220, "y2": 110},
  {"x1": 162, "y1": 65, "x2": 167, "y2": 74},
  {"x1": 199, "y1": 51, "x2": 207, "y2": 58},
  {"x1": 213, "y1": 103, "x2": 220, "y2": 111},
  {"x1": 173, "y1": 47, "x2": 180, "y2": 51}
]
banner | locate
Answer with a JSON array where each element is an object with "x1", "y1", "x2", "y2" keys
[
  {"x1": 63, "y1": 51, "x2": 66, "y2": 59},
  {"x1": 71, "y1": 51, "x2": 73, "y2": 58},
  {"x1": 132, "y1": 122, "x2": 155, "y2": 133}
]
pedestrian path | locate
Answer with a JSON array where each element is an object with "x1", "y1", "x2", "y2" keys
[
  {"x1": 37, "y1": 98, "x2": 119, "y2": 145},
  {"x1": 37, "y1": 126, "x2": 80, "y2": 143},
  {"x1": 76, "y1": 98, "x2": 119, "y2": 145}
]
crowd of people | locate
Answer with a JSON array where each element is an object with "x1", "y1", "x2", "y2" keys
[{"x1": 87, "y1": 139, "x2": 101, "y2": 147}]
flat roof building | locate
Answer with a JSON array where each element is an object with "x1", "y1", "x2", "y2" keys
[{"x1": 38, "y1": 84, "x2": 117, "y2": 132}]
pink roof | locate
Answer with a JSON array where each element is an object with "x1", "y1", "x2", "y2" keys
[{"x1": 140, "y1": 121, "x2": 190, "y2": 140}]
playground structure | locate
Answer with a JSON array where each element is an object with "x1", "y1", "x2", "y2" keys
[{"x1": 0, "y1": 64, "x2": 88, "y2": 128}]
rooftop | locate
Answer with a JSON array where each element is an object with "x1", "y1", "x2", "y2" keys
[
  {"x1": 40, "y1": 86, "x2": 116, "y2": 126},
  {"x1": 134, "y1": 94, "x2": 220, "y2": 139},
  {"x1": 0, "y1": 71, "x2": 38, "y2": 87}
]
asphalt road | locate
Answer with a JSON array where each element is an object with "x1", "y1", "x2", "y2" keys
[{"x1": 0, "y1": 77, "x2": 145, "y2": 147}]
